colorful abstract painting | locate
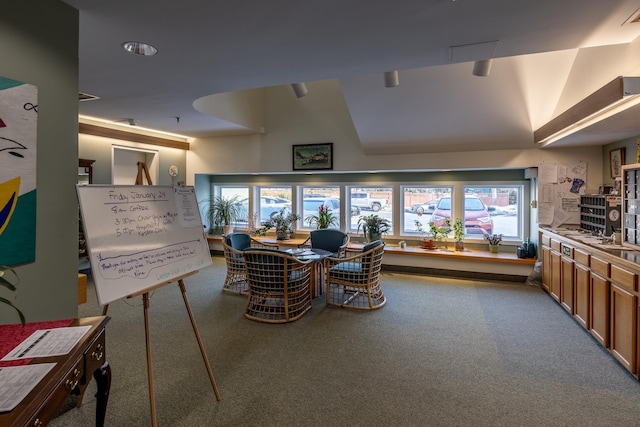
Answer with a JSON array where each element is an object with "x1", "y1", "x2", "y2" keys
[{"x1": 0, "y1": 77, "x2": 37, "y2": 265}]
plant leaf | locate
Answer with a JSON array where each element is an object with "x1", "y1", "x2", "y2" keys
[{"x1": 0, "y1": 296, "x2": 25, "y2": 325}]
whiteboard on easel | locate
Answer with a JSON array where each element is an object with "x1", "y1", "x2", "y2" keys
[{"x1": 77, "y1": 185, "x2": 212, "y2": 306}]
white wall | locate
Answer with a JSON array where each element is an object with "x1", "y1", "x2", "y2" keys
[
  {"x1": 187, "y1": 79, "x2": 604, "y2": 188},
  {"x1": 79, "y1": 133, "x2": 187, "y2": 186}
]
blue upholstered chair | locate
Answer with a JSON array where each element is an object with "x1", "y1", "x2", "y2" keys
[
  {"x1": 298, "y1": 229, "x2": 350, "y2": 258},
  {"x1": 221, "y1": 232, "x2": 278, "y2": 294},
  {"x1": 324, "y1": 240, "x2": 386, "y2": 309},
  {"x1": 242, "y1": 248, "x2": 313, "y2": 323}
]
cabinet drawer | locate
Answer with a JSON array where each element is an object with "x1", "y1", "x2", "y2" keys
[
  {"x1": 610, "y1": 265, "x2": 637, "y2": 292},
  {"x1": 561, "y1": 244, "x2": 573, "y2": 258},
  {"x1": 550, "y1": 238, "x2": 561, "y2": 252},
  {"x1": 573, "y1": 248, "x2": 590, "y2": 266},
  {"x1": 541, "y1": 234, "x2": 551, "y2": 246},
  {"x1": 591, "y1": 256, "x2": 610, "y2": 278}
]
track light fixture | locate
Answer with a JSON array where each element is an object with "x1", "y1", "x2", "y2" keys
[
  {"x1": 291, "y1": 83, "x2": 308, "y2": 98},
  {"x1": 384, "y1": 71, "x2": 399, "y2": 88},
  {"x1": 472, "y1": 59, "x2": 492, "y2": 77}
]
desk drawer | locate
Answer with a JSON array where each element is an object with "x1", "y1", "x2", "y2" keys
[
  {"x1": 610, "y1": 265, "x2": 638, "y2": 292},
  {"x1": 591, "y1": 256, "x2": 610, "y2": 278},
  {"x1": 29, "y1": 359, "x2": 83, "y2": 427},
  {"x1": 83, "y1": 329, "x2": 106, "y2": 385}
]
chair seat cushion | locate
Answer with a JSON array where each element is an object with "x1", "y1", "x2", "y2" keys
[{"x1": 329, "y1": 261, "x2": 367, "y2": 283}]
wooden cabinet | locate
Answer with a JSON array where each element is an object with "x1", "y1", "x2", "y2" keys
[
  {"x1": 611, "y1": 284, "x2": 637, "y2": 374},
  {"x1": 540, "y1": 228, "x2": 640, "y2": 379},
  {"x1": 549, "y1": 244, "x2": 561, "y2": 302},
  {"x1": 590, "y1": 271, "x2": 610, "y2": 347},
  {"x1": 574, "y1": 262, "x2": 590, "y2": 329},
  {"x1": 561, "y1": 254, "x2": 574, "y2": 314},
  {"x1": 541, "y1": 246, "x2": 551, "y2": 292}
]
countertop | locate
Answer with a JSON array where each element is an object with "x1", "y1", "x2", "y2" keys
[{"x1": 541, "y1": 227, "x2": 640, "y2": 266}]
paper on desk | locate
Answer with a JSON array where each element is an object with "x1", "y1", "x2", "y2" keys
[
  {"x1": 0, "y1": 362, "x2": 56, "y2": 411},
  {"x1": 1, "y1": 326, "x2": 91, "y2": 361}
]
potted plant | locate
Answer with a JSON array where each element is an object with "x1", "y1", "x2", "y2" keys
[
  {"x1": 305, "y1": 204, "x2": 338, "y2": 229},
  {"x1": 255, "y1": 208, "x2": 301, "y2": 240},
  {"x1": 415, "y1": 219, "x2": 450, "y2": 249},
  {"x1": 1, "y1": 265, "x2": 25, "y2": 325},
  {"x1": 452, "y1": 218, "x2": 465, "y2": 251},
  {"x1": 201, "y1": 195, "x2": 245, "y2": 235},
  {"x1": 358, "y1": 214, "x2": 391, "y2": 242},
  {"x1": 483, "y1": 232, "x2": 503, "y2": 253},
  {"x1": 414, "y1": 219, "x2": 434, "y2": 249}
]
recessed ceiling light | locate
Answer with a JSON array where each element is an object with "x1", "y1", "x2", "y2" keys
[{"x1": 122, "y1": 41, "x2": 158, "y2": 56}]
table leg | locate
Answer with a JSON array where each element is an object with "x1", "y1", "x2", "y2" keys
[{"x1": 93, "y1": 360, "x2": 111, "y2": 427}]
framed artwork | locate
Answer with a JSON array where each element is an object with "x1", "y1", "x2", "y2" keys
[
  {"x1": 0, "y1": 76, "x2": 38, "y2": 265},
  {"x1": 610, "y1": 148, "x2": 625, "y2": 178},
  {"x1": 292, "y1": 143, "x2": 333, "y2": 171}
]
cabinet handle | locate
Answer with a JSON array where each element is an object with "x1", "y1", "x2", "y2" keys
[
  {"x1": 91, "y1": 344, "x2": 104, "y2": 361},
  {"x1": 65, "y1": 368, "x2": 81, "y2": 390},
  {"x1": 33, "y1": 419, "x2": 43, "y2": 427}
]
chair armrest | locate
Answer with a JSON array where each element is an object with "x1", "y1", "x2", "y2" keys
[
  {"x1": 297, "y1": 236, "x2": 311, "y2": 249},
  {"x1": 250, "y1": 237, "x2": 279, "y2": 249}
]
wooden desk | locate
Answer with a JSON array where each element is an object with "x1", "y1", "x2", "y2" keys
[{"x1": 0, "y1": 316, "x2": 111, "y2": 427}]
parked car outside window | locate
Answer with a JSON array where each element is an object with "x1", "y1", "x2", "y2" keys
[
  {"x1": 240, "y1": 196, "x2": 291, "y2": 221},
  {"x1": 431, "y1": 195, "x2": 494, "y2": 235},
  {"x1": 409, "y1": 199, "x2": 439, "y2": 214}
]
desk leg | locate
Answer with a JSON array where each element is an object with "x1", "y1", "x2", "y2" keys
[{"x1": 93, "y1": 361, "x2": 111, "y2": 427}]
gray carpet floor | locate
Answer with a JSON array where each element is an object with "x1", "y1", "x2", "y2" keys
[{"x1": 51, "y1": 257, "x2": 640, "y2": 426}]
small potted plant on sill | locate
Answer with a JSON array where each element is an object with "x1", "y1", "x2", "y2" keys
[
  {"x1": 358, "y1": 214, "x2": 391, "y2": 242},
  {"x1": 483, "y1": 232, "x2": 503, "y2": 253},
  {"x1": 1, "y1": 265, "x2": 25, "y2": 325},
  {"x1": 201, "y1": 195, "x2": 245, "y2": 235},
  {"x1": 255, "y1": 208, "x2": 301, "y2": 240},
  {"x1": 415, "y1": 219, "x2": 450, "y2": 249},
  {"x1": 452, "y1": 218, "x2": 465, "y2": 251},
  {"x1": 305, "y1": 204, "x2": 338, "y2": 229}
]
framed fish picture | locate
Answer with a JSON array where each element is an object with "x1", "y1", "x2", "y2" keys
[{"x1": 292, "y1": 143, "x2": 333, "y2": 171}]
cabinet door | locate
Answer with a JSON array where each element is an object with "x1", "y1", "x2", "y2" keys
[
  {"x1": 590, "y1": 273, "x2": 610, "y2": 347},
  {"x1": 574, "y1": 263, "x2": 590, "y2": 329},
  {"x1": 560, "y1": 257, "x2": 574, "y2": 314},
  {"x1": 611, "y1": 284, "x2": 637, "y2": 375},
  {"x1": 549, "y1": 250, "x2": 561, "y2": 302},
  {"x1": 541, "y1": 246, "x2": 550, "y2": 292}
]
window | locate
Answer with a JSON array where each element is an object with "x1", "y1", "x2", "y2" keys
[
  {"x1": 402, "y1": 186, "x2": 452, "y2": 235},
  {"x1": 348, "y1": 187, "x2": 393, "y2": 232},
  {"x1": 300, "y1": 186, "x2": 341, "y2": 229},
  {"x1": 216, "y1": 186, "x2": 249, "y2": 226},
  {"x1": 464, "y1": 186, "x2": 522, "y2": 239},
  {"x1": 257, "y1": 186, "x2": 292, "y2": 223}
]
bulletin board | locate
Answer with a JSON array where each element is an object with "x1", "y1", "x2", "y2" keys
[
  {"x1": 537, "y1": 162, "x2": 587, "y2": 227},
  {"x1": 77, "y1": 185, "x2": 212, "y2": 306}
]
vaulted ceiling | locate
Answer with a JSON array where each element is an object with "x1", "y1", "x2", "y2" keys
[{"x1": 63, "y1": 0, "x2": 640, "y2": 153}]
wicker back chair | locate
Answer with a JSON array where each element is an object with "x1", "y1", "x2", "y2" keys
[
  {"x1": 298, "y1": 229, "x2": 350, "y2": 258},
  {"x1": 324, "y1": 240, "x2": 386, "y2": 310},
  {"x1": 243, "y1": 248, "x2": 313, "y2": 323},
  {"x1": 222, "y1": 232, "x2": 277, "y2": 294}
]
